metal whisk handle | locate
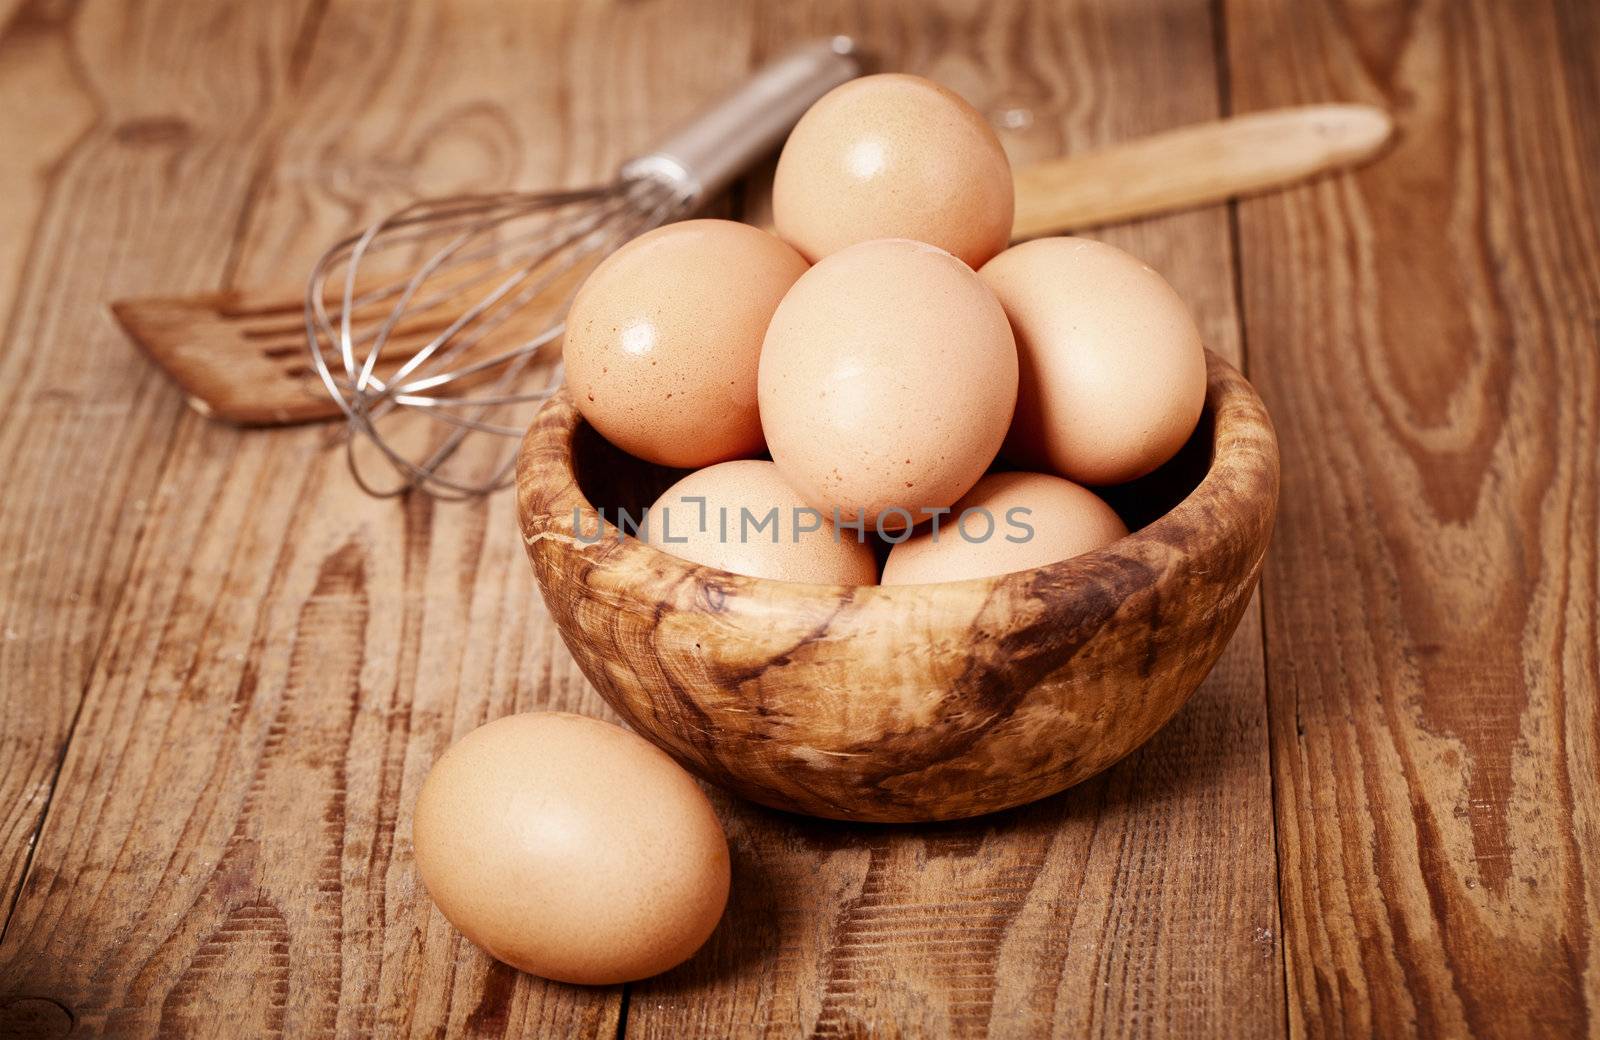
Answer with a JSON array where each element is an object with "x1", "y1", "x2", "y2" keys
[{"x1": 619, "y1": 37, "x2": 861, "y2": 202}]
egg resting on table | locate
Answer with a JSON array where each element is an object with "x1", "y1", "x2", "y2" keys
[
  {"x1": 979, "y1": 236, "x2": 1207, "y2": 486},
  {"x1": 881, "y1": 471, "x2": 1128, "y2": 585},
  {"x1": 772, "y1": 74, "x2": 1014, "y2": 269},
  {"x1": 758, "y1": 238, "x2": 1018, "y2": 532},
  {"x1": 647, "y1": 460, "x2": 878, "y2": 585},
  {"x1": 563, "y1": 218, "x2": 808, "y2": 468},
  {"x1": 411, "y1": 712, "x2": 730, "y2": 986}
]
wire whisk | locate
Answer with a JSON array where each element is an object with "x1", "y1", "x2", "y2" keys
[{"x1": 303, "y1": 38, "x2": 858, "y2": 498}]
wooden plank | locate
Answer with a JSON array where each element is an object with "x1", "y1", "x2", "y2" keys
[
  {"x1": 0, "y1": 0, "x2": 96, "y2": 334},
  {"x1": 625, "y1": 1, "x2": 1285, "y2": 1036},
  {"x1": 1225, "y1": 0, "x2": 1600, "y2": 1035},
  {"x1": 0, "y1": 0, "x2": 756, "y2": 1035},
  {"x1": 0, "y1": 0, "x2": 320, "y2": 933},
  {"x1": 0, "y1": 0, "x2": 100, "y2": 912}
]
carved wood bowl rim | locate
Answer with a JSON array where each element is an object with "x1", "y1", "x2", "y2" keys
[{"x1": 516, "y1": 348, "x2": 1279, "y2": 822}]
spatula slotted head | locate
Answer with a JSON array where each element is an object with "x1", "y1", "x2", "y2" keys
[
  {"x1": 111, "y1": 263, "x2": 581, "y2": 427},
  {"x1": 112, "y1": 287, "x2": 348, "y2": 425}
]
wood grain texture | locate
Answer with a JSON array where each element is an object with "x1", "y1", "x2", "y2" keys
[
  {"x1": 0, "y1": 0, "x2": 1347, "y2": 1036},
  {"x1": 6, "y1": 0, "x2": 1595, "y2": 1032},
  {"x1": 517, "y1": 351, "x2": 1278, "y2": 823},
  {"x1": 1227, "y1": 0, "x2": 1600, "y2": 1035},
  {"x1": 0, "y1": 0, "x2": 753, "y2": 1035},
  {"x1": 0, "y1": 0, "x2": 319, "y2": 944}
]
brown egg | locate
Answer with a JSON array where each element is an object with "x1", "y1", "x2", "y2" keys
[
  {"x1": 412, "y1": 712, "x2": 730, "y2": 985},
  {"x1": 563, "y1": 219, "x2": 808, "y2": 468},
  {"x1": 647, "y1": 460, "x2": 878, "y2": 585},
  {"x1": 979, "y1": 237, "x2": 1207, "y2": 486},
  {"x1": 772, "y1": 74, "x2": 1014, "y2": 268},
  {"x1": 758, "y1": 238, "x2": 1018, "y2": 532},
  {"x1": 881, "y1": 471, "x2": 1127, "y2": 585}
]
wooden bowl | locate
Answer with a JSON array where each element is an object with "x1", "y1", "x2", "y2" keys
[{"x1": 516, "y1": 350, "x2": 1278, "y2": 822}]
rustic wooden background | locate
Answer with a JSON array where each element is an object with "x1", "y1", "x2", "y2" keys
[{"x1": 0, "y1": 0, "x2": 1595, "y2": 1036}]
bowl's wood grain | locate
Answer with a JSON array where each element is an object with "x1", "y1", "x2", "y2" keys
[{"x1": 517, "y1": 350, "x2": 1278, "y2": 822}]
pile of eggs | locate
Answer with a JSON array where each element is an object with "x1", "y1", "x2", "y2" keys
[
  {"x1": 412, "y1": 73, "x2": 1212, "y2": 992},
  {"x1": 566, "y1": 73, "x2": 1207, "y2": 585}
]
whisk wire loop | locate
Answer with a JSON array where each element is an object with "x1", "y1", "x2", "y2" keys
[
  {"x1": 302, "y1": 40, "x2": 860, "y2": 498},
  {"x1": 304, "y1": 174, "x2": 688, "y2": 498}
]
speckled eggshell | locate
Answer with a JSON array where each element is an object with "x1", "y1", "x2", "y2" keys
[
  {"x1": 881, "y1": 471, "x2": 1128, "y2": 585},
  {"x1": 647, "y1": 460, "x2": 878, "y2": 585},
  {"x1": 412, "y1": 712, "x2": 730, "y2": 986},
  {"x1": 772, "y1": 74, "x2": 1014, "y2": 268},
  {"x1": 979, "y1": 237, "x2": 1207, "y2": 486},
  {"x1": 563, "y1": 219, "x2": 808, "y2": 468},
  {"x1": 758, "y1": 238, "x2": 1018, "y2": 531}
]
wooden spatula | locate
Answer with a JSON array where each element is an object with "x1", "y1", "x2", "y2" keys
[
  {"x1": 112, "y1": 259, "x2": 586, "y2": 426},
  {"x1": 112, "y1": 103, "x2": 1391, "y2": 427}
]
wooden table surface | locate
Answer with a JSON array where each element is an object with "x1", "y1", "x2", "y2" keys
[{"x1": 0, "y1": 0, "x2": 1596, "y2": 1036}]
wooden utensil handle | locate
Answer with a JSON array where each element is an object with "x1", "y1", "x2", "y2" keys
[{"x1": 1011, "y1": 104, "x2": 1393, "y2": 238}]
